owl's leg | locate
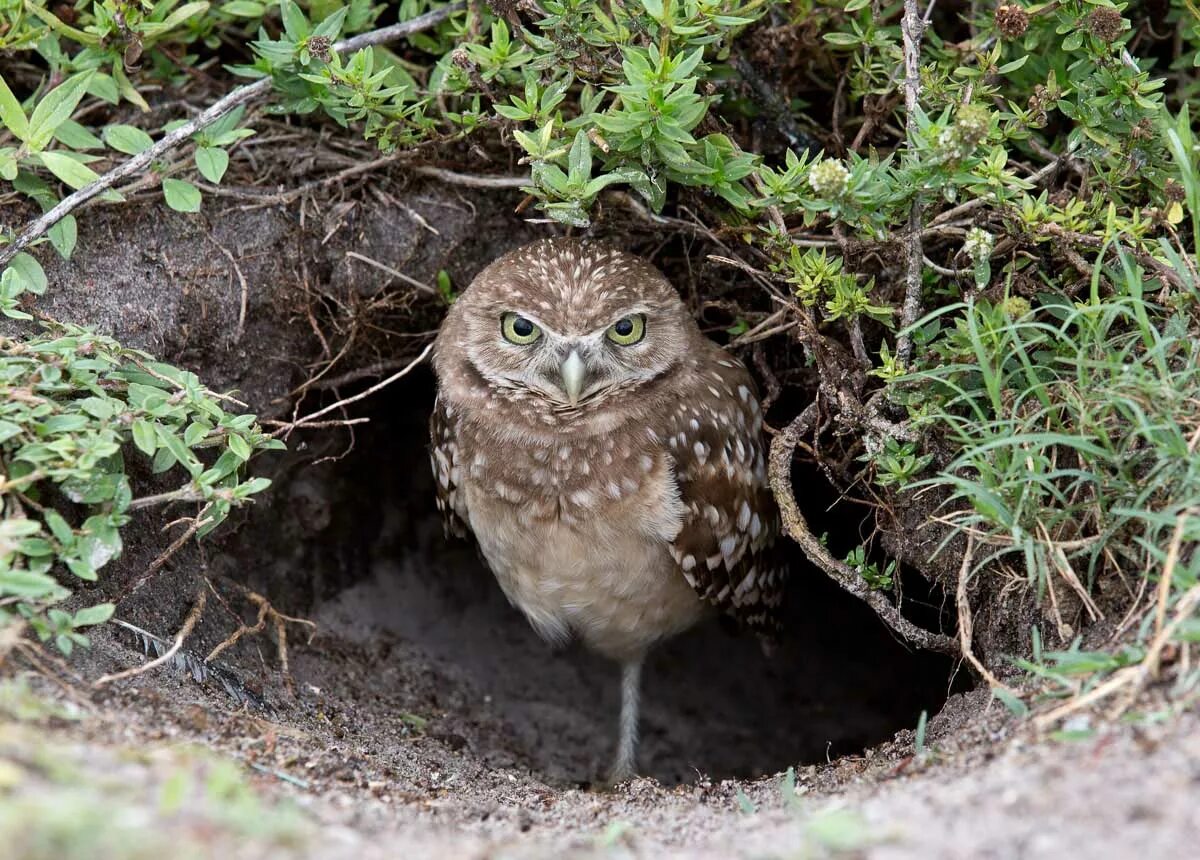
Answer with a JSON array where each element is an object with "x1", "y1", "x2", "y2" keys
[{"x1": 607, "y1": 656, "x2": 643, "y2": 784}]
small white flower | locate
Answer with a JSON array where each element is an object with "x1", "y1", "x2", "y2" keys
[
  {"x1": 963, "y1": 227, "x2": 995, "y2": 262},
  {"x1": 808, "y1": 158, "x2": 851, "y2": 199}
]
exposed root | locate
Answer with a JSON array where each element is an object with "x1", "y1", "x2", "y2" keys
[
  {"x1": 955, "y1": 538, "x2": 1018, "y2": 696},
  {"x1": 126, "y1": 504, "x2": 214, "y2": 596},
  {"x1": 344, "y1": 251, "x2": 439, "y2": 298},
  {"x1": 768, "y1": 406, "x2": 960, "y2": 656},
  {"x1": 270, "y1": 342, "x2": 432, "y2": 437},
  {"x1": 206, "y1": 579, "x2": 317, "y2": 694},
  {"x1": 209, "y1": 236, "x2": 250, "y2": 343}
]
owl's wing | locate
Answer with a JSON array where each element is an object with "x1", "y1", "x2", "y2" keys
[
  {"x1": 664, "y1": 353, "x2": 786, "y2": 638},
  {"x1": 429, "y1": 394, "x2": 470, "y2": 540}
]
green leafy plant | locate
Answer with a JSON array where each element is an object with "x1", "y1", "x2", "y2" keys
[
  {"x1": 843, "y1": 545, "x2": 895, "y2": 591},
  {"x1": 1, "y1": 323, "x2": 282, "y2": 652}
]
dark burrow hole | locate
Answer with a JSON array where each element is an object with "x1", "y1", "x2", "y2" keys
[{"x1": 232, "y1": 368, "x2": 965, "y2": 786}]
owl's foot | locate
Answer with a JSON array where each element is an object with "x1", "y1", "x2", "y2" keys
[
  {"x1": 604, "y1": 759, "x2": 636, "y2": 788},
  {"x1": 587, "y1": 759, "x2": 635, "y2": 793}
]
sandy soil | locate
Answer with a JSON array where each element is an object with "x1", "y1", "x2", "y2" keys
[{"x1": 7, "y1": 617, "x2": 1198, "y2": 860}]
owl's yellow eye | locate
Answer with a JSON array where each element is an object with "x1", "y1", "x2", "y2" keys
[
  {"x1": 501, "y1": 312, "x2": 541, "y2": 345},
  {"x1": 606, "y1": 314, "x2": 646, "y2": 346}
]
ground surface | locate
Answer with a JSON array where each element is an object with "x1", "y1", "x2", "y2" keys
[{"x1": 4, "y1": 632, "x2": 1198, "y2": 860}]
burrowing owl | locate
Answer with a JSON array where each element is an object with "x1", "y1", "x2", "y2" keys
[{"x1": 430, "y1": 238, "x2": 785, "y2": 782}]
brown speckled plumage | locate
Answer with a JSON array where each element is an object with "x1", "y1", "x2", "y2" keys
[{"x1": 429, "y1": 238, "x2": 785, "y2": 780}]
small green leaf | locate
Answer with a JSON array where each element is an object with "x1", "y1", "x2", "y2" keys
[
  {"x1": 156, "y1": 423, "x2": 201, "y2": 474},
  {"x1": 78, "y1": 397, "x2": 115, "y2": 419},
  {"x1": 991, "y1": 686, "x2": 1029, "y2": 717},
  {"x1": 53, "y1": 119, "x2": 103, "y2": 150},
  {"x1": 48, "y1": 215, "x2": 78, "y2": 260},
  {"x1": 73, "y1": 602, "x2": 116, "y2": 628},
  {"x1": 195, "y1": 146, "x2": 229, "y2": 183},
  {"x1": 199, "y1": 450, "x2": 242, "y2": 485},
  {"x1": 8, "y1": 253, "x2": 48, "y2": 296},
  {"x1": 222, "y1": 0, "x2": 266, "y2": 16},
  {"x1": 152, "y1": 445, "x2": 177, "y2": 473},
  {"x1": 238, "y1": 476, "x2": 272, "y2": 495},
  {"x1": 78, "y1": 515, "x2": 123, "y2": 570},
  {"x1": 38, "y1": 151, "x2": 101, "y2": 190},
  {"x1": 25, "y1": 4, "x2": 101, "y2": 45},
  {"x1": 104, "y1": 124, "x2": 155, "y2": 155},
  {"x1": 151, "y1": 1, "x2": 211, "y2": 33},
  {"x1": 734, "y1": 788, "x2": 757, "y2": 814},
  {"x1": 0, "y1": 568, "x2": 62, "y2": 599},
  {"x1": 65, "y1": 556, "x2": 97, "y2": 581},
  {"x1": 27, "y1": 71, "x2": 95, "y2": 152},
  {"x1": 0, "y1": 147, "x2": 18, "y2": 180},
  {"x1": 43, "y1": 510, "x2": 75, "y2": 546},
  {"x1": 567, "y1": 129, "x2": 592, "y2": 186},
  {"x1": 112, "y1": 65, "x2": 150, "y2": 113},
  {"x1": 280, "y1": 0, "x2": 310, "y2": 41},
  {"x1": 312, "y1": 5, "x2": 348, "y2": 40},
  {"x1": 997, "y1": 56, "x2": 1029, "y2": 75},
  {"x1": 227, "y1": 433, "x2": 252, "y2": 461},
  {"x1": 162, "y1": 178, "x2": 202, "y2": 212},
  {"x1": 0, "y1": 74, "x2": 29, "y2": 141},
  {"x1": 639, "y1": 0, "x2": 664, "y2": 20},
  {"x1": 183, "y1": 421, "x2": 208, "y2": 447},
  {"x1": 131, "y1": 419, "x2": 159, "y2": 456}
]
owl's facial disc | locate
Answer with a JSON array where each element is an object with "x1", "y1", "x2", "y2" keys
[{"x1": 487, "y1": 310, "x2": 659, "y2": 408}]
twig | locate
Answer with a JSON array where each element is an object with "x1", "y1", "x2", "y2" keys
[
  {"x1": 273, "y1": 342, "x2": 432, "y2": 435},
  {"x1": 768, "y1": 407, "x2": 959, "y2": 655},
  {"x1": 207, "y1": 579, "x2": 316, "y2": 694},
  {"x1": 1033, "y1": 582, "x2": 1200, "y2": 729},
  {"x1": 94, "y1": 588, "x2": 208, "y2": 687},
  {"x1": 1155, "y1": 508, "x2": 1196, "y2": 639},
  {"x1": 344, "y1": 251, "x2": 438, "y2": 297},
  {"x1": 205, "y1": 588, "x2": 271, "y2": 664},
  {"x1": 309, "y1": 355, "x2": 437, "y2": 391},
  {"x1": 211, "y1": 239, "x2": 250, "y2": 342},
  {"x1": 260, "y1": 417, "x2": 370, "y2": 429},
  {"x1": 407, "y1": 165, "x2": 530, "y2": 188},
  {"x1": 125, "y1": 504, "x2": 214, "y2": 596},
  {"x1": 894, "y1": 0, "x2": 930, "y2": 368},
  {"x1": 0, "y1": 4, "x2": 464, "y2": 269},
  {"x1": 956, "y1": 537, "x2": 1018, "y2": 694},
  {"x1": 128, "y1": 485, "x2": 205, "y2": 511},
  {"x1": 922, "y1": 255, "x2": 971, "y2": 278}
]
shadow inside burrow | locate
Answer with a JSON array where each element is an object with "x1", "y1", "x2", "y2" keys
[{"x1": 218, "y1": 366, "x2": 964, "y2": 786}]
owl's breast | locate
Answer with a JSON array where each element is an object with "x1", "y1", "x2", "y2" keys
[{"x1": 458, "y1": 436, "x2": 703, "y2": 662}]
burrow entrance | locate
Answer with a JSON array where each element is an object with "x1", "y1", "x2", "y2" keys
[{"x1": 213, "y1": 367, "x2": 963, "y2": 786}]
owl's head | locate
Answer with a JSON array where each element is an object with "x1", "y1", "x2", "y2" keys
[{"x1": 435, "y1": 238, "x2": 693, "y2": 410}]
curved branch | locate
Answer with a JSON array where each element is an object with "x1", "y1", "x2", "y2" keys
[{"x1": 767, "y1": 406, "x2": 960, "y2": 656}]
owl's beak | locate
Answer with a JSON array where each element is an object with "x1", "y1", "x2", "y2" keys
[{"x1": 559, "y1": 350, "x2": 586, "y2": 406}]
